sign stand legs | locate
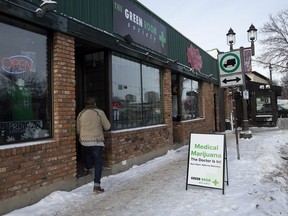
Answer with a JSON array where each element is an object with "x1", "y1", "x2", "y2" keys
[{"x1": 223, "y1": 135, "x2": 229, "y2": 194}]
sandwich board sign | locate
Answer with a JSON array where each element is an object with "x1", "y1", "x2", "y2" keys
[{"x1": 186, "y1": 133, "x2": 228, "y2": 194}]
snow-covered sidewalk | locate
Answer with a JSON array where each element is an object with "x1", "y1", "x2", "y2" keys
[{"x1": 5, "y1": 127, "x2": 288, "y2": 216}]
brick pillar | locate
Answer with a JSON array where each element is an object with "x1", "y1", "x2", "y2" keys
[
  {"x1": 162, "y1": 69, "x2": 173, "y2": 142},
  {"x1": 53, "y1": 32, "x2": 76, "y2": 141},
  {"x1": 202, "y1": 82, "x2": 216, "y2": 131},
  {"x1": 224, "y1": 88, "x2": 233, "y2": 120}
]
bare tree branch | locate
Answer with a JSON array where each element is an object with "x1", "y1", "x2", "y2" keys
[
  {"x1": 256, "y1": 8, "x2": 288, "y2": 74},
  {"x1": 280, "y1": 73, "x2": 288, "y2": 98}
]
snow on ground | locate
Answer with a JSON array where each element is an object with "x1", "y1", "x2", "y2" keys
[{"x1": 5, "y1": 127, "x2": 288, "y2": 216}]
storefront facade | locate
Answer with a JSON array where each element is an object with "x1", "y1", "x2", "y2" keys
[
  {"x1": 237, "y1": 73, "x2": 282, "y2": 127},
  {"x1": 0, "y1": 0, "x2": 221, "y2": 213},
  {"x1": 222, "y1": 72, "x2": 282, "y2": 129}
]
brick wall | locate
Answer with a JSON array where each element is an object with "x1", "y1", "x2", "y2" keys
[
  {"x1": 104, "y1": 125, "x2": 172, "y2": 165},
  {"x1": 0, "y1": 32, "x2": 77, "y2": 202},
  {"x1": 173, "y1": 82, "x2": 217, "y2": 144}
]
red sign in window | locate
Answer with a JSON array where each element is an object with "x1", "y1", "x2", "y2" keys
[{"x1": 1, "y1": 55, "x2": 33, "y2": 74}]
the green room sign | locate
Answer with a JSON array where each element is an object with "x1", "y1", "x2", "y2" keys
[{"x1": 113, "y1": 0, "x2": 167, "y2": 55}]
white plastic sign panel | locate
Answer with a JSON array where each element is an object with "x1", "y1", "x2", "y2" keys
[
  {"x1": 220, "y1": 73, "x2": 244, "y2": 88},
  {"x1": 218, "y1": 50, "x2": 242, "y2": 76},
  {"x1": 187, "y1": 133, "x2": 225, "y2": 190},
  {"x1": 243, "y1": 89, "x2": 249, "y2": 99}
]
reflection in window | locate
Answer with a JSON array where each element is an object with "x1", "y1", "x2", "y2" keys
[
  {"x1": 0, "y1": 21, "x2": 51, "y2": 144},
  {"x1": 142, "y1": 64, "x2": 162, "y2": 125},
  {"x1": 112, "y1": 54, "x2": 163, "y2": 129},
  {"x1": 181, "y1": 78, "x2": 200, "y2": 120},
  {"x1": 256, "y1": 96, "x2": 272, "y2": 114}
]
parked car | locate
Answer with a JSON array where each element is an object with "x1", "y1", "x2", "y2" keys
[
  {"x1": 278, "y1": 105, "x2": 288, "y2": 118},
  {"x1": 259, "y1": 104, "x2": 288, "y2": 118},
  {"x1": 259, "y1": 103, "x2": 272, "y2": 114}
]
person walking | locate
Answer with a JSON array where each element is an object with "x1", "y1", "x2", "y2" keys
[{"x1": 77, "y1": 97, "x2": 111, "y2": 193}]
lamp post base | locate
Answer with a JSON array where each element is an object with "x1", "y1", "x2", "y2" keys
[{"x1": 240, "y1": 130, "x2": 252, "y2": 139}]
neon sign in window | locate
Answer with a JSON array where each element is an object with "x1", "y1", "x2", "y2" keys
[{"x1": 2, "y1": 55, "x2": 34, "y2": 74}]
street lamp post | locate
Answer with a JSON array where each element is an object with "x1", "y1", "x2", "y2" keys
[
  {"x1": 226, "y1": 24, "x2": 257, "y2": 139},
  {"x1": 269, "y1": 63, "x2": 272, "y2": 84},
  {"x1": 226, "y1": 28, "x2": 236, "y2": 51},
  {"x1": 247, "y1": 24, "x2": 257, "y2": 56}
]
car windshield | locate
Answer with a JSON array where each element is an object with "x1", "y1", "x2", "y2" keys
[{"x1": 259, "y1": 104, "x2": 272, "y2": 114}]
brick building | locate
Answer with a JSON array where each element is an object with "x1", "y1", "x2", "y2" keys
[{"x1": 0, "y1": 0, "x2": 225, "y2": 214}]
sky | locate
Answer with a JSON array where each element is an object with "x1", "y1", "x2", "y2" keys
[
  {"x1": 4, "y1": 122, "x2": 288, "y2": 216},
  {"x1": 137, "y1": 0, "x2": 288, "y2": 81}
]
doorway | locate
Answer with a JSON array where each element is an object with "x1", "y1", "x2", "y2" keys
[{"x1": 75, "y1": 39, "x2": 108, "y2": 177}]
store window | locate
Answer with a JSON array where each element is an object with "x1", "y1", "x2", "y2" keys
[
  {"x1": 172, "y1": 74, "x2": 202, "y2": 121},
  {"x1": 112, "y1": 54, "x2": 163, "y2": 129},
  {"x1": 181, "y1": 77, "x2": 201, "y2": 120},
  {"x1": 0, "y1": 21, "x2": 51, "y2": 144},
  {"x1": 256, "y1": 96, "x2": 272, "y2": 115}
]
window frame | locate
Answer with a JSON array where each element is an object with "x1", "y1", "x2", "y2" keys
[
  {"x1": 0, "y1": 16, "x2": 52, "y2": 145},
  {"x1": 111, "y1": 53, "x2": 163, "y2": 130},
  {"x1": 172, "y1": 73, "x2": 202, "y2": 121}
]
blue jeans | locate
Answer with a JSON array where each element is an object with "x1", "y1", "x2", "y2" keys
[{"x1": 82, "y1": 146, "x2": 104, "y2": 184}]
